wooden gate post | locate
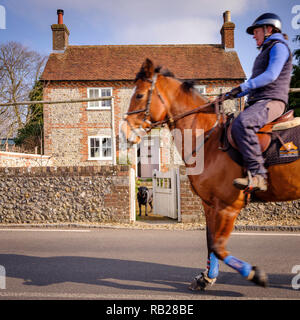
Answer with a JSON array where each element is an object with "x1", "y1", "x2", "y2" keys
[{"x1": 130, "y1": 167, "x2": 136, "y2": 222}]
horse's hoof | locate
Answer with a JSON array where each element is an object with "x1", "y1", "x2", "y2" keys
[
  {"x1": 249, "y1": 266, "x2": 268, "y2": 287},
  {"x1": 189, "y1": 272, "x2": 216, "y2": 291}
]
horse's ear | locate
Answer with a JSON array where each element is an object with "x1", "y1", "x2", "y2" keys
[
  {"x1": 142, "y1": 58, "x2": 154, "y2": 79},
  {"x1": 135, "y1": 58, "x2": 155, "y2": 82}
]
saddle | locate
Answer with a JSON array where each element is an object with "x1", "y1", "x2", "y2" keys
[{"x1": 227, "y1": 109, "x2": 299, "y2": 152}]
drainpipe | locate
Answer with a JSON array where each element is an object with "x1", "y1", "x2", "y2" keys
[{"x1": 111, "y1": 96, "x2": 116, "y2": 165}]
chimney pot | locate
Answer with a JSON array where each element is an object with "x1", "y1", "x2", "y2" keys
[
  {"x1": 57, "y1": 9, "x2": 64, "y2": 24},
  {"x1": 223, "y1": 11, "x2": 231, "y2": 23}
]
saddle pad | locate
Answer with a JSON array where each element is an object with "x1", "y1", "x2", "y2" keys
[
  {"x1": 227, "y1": 125, "x2": 300, "y2": 168},
  {"x1": 263, "y1": 125, "x2": 300, "y2": 166},
  {"x1": 272, "y1": 117, "x2": 300, "y2": 131}
]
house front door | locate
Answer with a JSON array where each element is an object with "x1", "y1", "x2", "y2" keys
[{"x1": 138, "y1": 136, "x2": 160, "y2": 178}]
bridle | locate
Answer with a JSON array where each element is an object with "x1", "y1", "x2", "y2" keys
[
  {"x1": 125, "y1": 73, "x2": 159, "y2": 120},
  {"x1": 124, "y1": 72, "x2": 228, "y2": 143},
  {"x1": 124, "y1": 73, "x2": 161, "y2": 142}
]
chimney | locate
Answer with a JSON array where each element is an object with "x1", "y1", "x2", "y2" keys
[
  {"x1": 51, "y1": 9, "x2": 70, "y2": 52},
  {"x1": 220, "y1": 10, "x2": 235, "y2": 50}
]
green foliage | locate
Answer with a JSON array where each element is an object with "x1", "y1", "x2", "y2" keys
[
  {"x1": 28, "y1": 80, "x2": 43, "y2": 122},
  {"x1": 289, "y1": 35, "x2": 300, "y2": 116},
  {"x1": 14, "y1": 81, "x2": 43, "y2": 153}
]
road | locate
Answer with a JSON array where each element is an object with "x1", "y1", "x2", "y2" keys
[{"x1": 0, "y1": 227, "x2": 299, "y2": 300}]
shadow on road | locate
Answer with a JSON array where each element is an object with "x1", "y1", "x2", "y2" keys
[{"x1": 0, "y1": 254, "x2": 294, "y2": 297}]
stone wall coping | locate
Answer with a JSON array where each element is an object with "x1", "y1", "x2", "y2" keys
[
  {"x1": 0, "y1": 165, "x2": 130, "y2": 177},
  {"x1": 0, "y1": 151, "x2": 51, "y2": 159}
]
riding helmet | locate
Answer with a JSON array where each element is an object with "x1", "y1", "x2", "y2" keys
[{"x1": 246, "y1": 13, "x2": 282, "y2": 34}]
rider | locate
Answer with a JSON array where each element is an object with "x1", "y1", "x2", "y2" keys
[{"x1": 227, "y1": 13, "x2": 292, "y2": 192}]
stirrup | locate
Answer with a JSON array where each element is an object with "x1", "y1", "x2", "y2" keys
[
  {"x1": 244, "y1": 170, "x2": 254, "y2": 190},
  {"x1": 243, "y1": 171, "x2": 254, "y2": 205}
]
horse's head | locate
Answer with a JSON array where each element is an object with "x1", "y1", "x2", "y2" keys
[{"x1": 121, "y1": 58, "x2": 170, "y2": 144}]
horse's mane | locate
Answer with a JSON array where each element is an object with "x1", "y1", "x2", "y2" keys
[
  {"x1": 134, "y1": 64, "x2": 208, "y2": 101},
  {"x1": 180, "y1": 80, "x2": 195, "y2": 93}
]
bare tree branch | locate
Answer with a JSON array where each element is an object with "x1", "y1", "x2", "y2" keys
[{"x1": 0, "y1": 41, "x2": 46, "y2": 139}]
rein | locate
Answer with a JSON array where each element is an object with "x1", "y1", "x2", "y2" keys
[
  {"x1": 149, "y1": 93, "x2": 227, "y2": 130},
  {"x1": 124, "y1": 72, "x2": 228, "y2": 143}
]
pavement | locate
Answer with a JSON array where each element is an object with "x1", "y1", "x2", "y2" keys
[{"x1": 0, "y1": 220, "x2": 299, "y2": 232}]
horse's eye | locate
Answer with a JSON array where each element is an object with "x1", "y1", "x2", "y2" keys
[{"x1": 136, "y1": 93, "x2": 144, "y2": 100}]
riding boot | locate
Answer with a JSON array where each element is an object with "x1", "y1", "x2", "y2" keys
[{"x1": 233, "y1": 174, "x2": 268, "y2": 192}]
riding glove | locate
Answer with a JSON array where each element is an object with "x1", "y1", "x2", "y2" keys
[{"x1": 226, "y1": 86, "x2": 242, "y2": 99}]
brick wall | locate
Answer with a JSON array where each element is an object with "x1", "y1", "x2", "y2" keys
[
  {"x1": 179, "y1": 167, "x2": 205, "y2": 223},
  {"x1": 0, "y1": 165, "x2": 132, "y2": 224}
]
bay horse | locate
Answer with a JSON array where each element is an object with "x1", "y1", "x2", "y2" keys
[{"x1": 121, "y1": 58, "x2": 300, "y2": 290}]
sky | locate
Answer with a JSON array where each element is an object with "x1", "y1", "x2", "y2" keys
[{"x1": 1, "y1": 0, "x2": 300, "y2": 80}]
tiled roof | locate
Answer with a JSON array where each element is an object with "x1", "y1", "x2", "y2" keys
[{"x1": 41, "y1": 44, "x2": 245, "y2": 81}]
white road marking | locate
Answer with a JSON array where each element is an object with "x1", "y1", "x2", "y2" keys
[
  {"x1": 232, "y1": 232, "x2": 300, "y2": 237},
  {"x1": 0, "y1": 229, "x2": 90, "y2": 232},
  {"x1": 0, "y1": 228, "x2": 298, "y2": 236},
  {"x1": 0, "y1": 291, "x2": 192, "y2": 300}
]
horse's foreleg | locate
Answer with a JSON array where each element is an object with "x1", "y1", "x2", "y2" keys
[
  {"x1": 212, "y1": 203, "x2": 268, "y2": 287},
  {"x1": 205, "y1": 203, "x2": 220, "y2": 281},
  {"x1": 190, "y1": 203, "x2": 219, "y2": 291},
  {"x1": 206, "y1": 227, "x2": 220, "y2": 279},
  {"x1": 190, "y1": 228, "x2": 220, "y2": 291}
]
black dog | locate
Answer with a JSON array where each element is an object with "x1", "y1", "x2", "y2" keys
[{"x1": 137, "y1": 186, "x2": 153, "y2": 216}]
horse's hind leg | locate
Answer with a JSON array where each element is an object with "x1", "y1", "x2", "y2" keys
[{"x1": 212, "y1": 202, "x2": 268, "y2": 287}]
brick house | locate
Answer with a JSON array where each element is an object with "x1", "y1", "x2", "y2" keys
[{"x1": 41, "y1": 10, "x2": 245, "y2": 177}]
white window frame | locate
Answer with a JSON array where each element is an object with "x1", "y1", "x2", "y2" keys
[
  {"x1": 87, "y1": 87, "x2": 113, "y2": 110},
  {"x1": 88, "y1": 136, "x2": 113, "y2": 161},
  {"x1": 194, "y1": 85, "x2": 206, "y2": 95}
]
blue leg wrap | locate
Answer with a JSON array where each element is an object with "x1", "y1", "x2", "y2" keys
[
  {"x1": 207, "y1": 252, "x2": 219, "y2": 279},
  {"x1": 224, "y1": 255, "x2": 252, "y2": 278}
]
